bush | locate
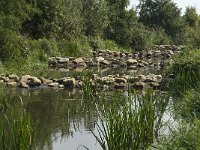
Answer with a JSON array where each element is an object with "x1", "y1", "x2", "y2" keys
[
  {"x1": 0, "y1": 29, "x2": 29, "y2": 61},
  {"x1": 167, "y1": 48, "x2": 200, "y2": 95},
  {"x1": 175, "y1": 88, "x2": 200, "y2": 120},
  {"x1": 160, "y1": 119, "x2": 200, "y2": 150}
]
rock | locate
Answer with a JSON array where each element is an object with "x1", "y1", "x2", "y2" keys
[
  {"x1": 73, "y1": 58, "x2": 85, "y2": 65},
  {"x1": 7, "y1": 82, "x2": 17, "y2": 87},
  {"x1": 0, "y1": 76, "x2": 9, "y2": 82},
  {"x1": 100, "y1": 60, "x2": 110, "y2": 66},
  {"x1": 119, "y1": 62, "x2": 127, "y2": 68},
  {"x1": 138, "y1": 75, "x2": 146, "y2": 82},
  {"x1": 48, "y1": 58, "x2": 57, "y2": 67},
  {"x1": 20, "y1": 75, "x2": 41, "y2": 87},
  {"x1": 127, "y1": 59, "x2": 137, "y2": 65},
  {"x1": 128, "y1": 77, "x2": 138, "y2": 83},
  {"x1": 40, "y1": 77, "x2": 53, "y2": 85},
  {"x1": 28, "y1": 77, "x2": 42, "y2": 87},
  {"x1": 137, "y1": 63, "x2": 145, "y2": 67},
  {"x1": 8, "y1": 74, "x2": 19, "y2": 82},
  {"x1": 86, "y1": 59, "x2": 99, "y2": 67},
  {"x1": 19, "y1": 82, "x2": 29, "y2": 88},
  {"x1": 133, "y1": 82, "x2": 146, "y2": 90},
  {"x1": 58, "y1": 84, "x2": 65, "y2": 88},
  {"x1": 58, "y1": 77, "x2": 76, "y2": 88},
  {"x1": 127, "y1": 65, "x2": 137, "y2": 69},
  {"x1": 114, "y1": 83, "x2": 127, "y2": 89},
  {"x1": 92, "y1": 74, "x2": 98, "y2": 80},
  {"x1": 96, "y1": 56, "x2": 104, "y2": 62},
  {"x1": 48, "y1": 82, "x2": 59, "y2": 87},
  {"x1": 20, "y1": 75, "x2": 32, "y2": 83},
  {"x1": 97, "y1": 77, "x2": 115, "y2": 85},
  {"x1": 146, "y1": 74, "x2": 157, "y2": 82},
  {"x1": 147, "y1": 50, "x2": 153, "y2": 56},
  {"x1": 57, "y1": 58, "x2": 69, "y2": 63},
  {"x1": 115, "y1": 78, "x2": 127, "y2": 84},
  {"x1": 156, "y1": 75, "x2": 162, "y2": 81},
  {"x1": 149, "y1": 82, "x2": 160, "y2": 89}
]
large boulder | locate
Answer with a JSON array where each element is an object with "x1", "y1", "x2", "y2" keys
[
  {"x1": 19, "y1": 75, "x2": 42, "y2": 87},
  {"x1": 7, "y1": 82, "x2": 17, "y2": 87},
  {"x1": 8, "y1": 74, "x2": 19, "y2": 82},
  {"x1": 58, "y1": 77, "x2": 76, "y2": 88}
]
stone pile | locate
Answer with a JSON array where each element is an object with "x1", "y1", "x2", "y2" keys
[
  {"x1": 48, "y1": 45, "x2": 184, "y2": 69},
  {"x1": 0, "y1": 73, "x2": 168, "y2": 91}
]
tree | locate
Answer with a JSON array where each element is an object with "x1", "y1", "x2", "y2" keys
[
  {"x1": 81, "y1": 0, "x2": 109, "y2": 37},
  {"x1": 105, "y1": 0, "x2": 138, "y2": 47},
  {"x1": 138, "y1": 0, "x2": 182, "y2": 39},
  {"x1": 183, "y1": 7, "x2": 199, "y2": 27}
]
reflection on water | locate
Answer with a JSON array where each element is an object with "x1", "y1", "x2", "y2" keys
[
  {"x1": 1, "y1": 66, "x2": 169, "y2": 150},
  {"x1": 3, "y1": 88, "x2": 123, "y2": 150}
]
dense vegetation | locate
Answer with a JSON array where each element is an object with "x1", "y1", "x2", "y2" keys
[
  {"x1": 0, "y1": 0, "x2": 200, "y2": 64},
  {"x1": 1, "y1": 0, "x2": 200, "y2": 149}
]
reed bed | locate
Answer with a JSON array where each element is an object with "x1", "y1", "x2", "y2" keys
[
  {"x1": 0, "y1": 95, "x2": 37, "y2": 150},
  {"x1": 93, "y1": 90, "x2": 170, "y2": 150}
]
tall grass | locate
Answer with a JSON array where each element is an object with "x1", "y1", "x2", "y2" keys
[
  {"x1": 93, "y1": 90, "x2": 170, "y2": 150},
  {"x1": 0, "y1": 94, "x2": 37, "y2": 150},
  {"x1": 167, "y1": 49, "x2": 200, "y2": 96}
]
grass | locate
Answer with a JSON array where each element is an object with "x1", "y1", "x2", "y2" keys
[
  {"x1": 160, "y1": 119, "x2": 200, "y2": 150},
  {"x1": 166, "y1": 48, "x2": 200, "y2": 96},
  {"x1": 0, "y1": 89, "x2": 37, "y2": 150},
  {"x1": 92, "y1": 89, "x2": 170, "y2": 150}
]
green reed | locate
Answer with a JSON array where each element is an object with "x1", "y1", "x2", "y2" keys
[
  {"x1": 0, "y1": 96, "x2": 37, "y2": 150},
  {"x1": 93, "y1": 90, "x2": 170, "y2": 150}
]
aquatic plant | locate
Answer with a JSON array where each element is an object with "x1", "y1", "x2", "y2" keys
[
  {"x1": 93, "y1": 90, "x2": 170, "y2": 150},
  {"x1": 0, "y1": 97, "x2": 37, "y2": 150}
]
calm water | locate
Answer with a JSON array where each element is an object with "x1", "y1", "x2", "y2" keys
[{"x1": 2, "y1": 66, "x2": 171, "y2": 150}]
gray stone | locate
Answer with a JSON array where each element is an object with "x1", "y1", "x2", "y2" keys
[
  {"x1": 138, "y1": 75, "x2": 146, "y2": 82},
  {"x1": 60, "y1": 77, "x2": 76, "y2": 88},
  {"x1": 133, "y1": 82, "x2": 146, "y2": 90},
  {"x1": 40, "y1": 77, "x2": 53, "y2": 85},
  {"x1": 146, "y1": 74, "x2": 157, "y2": 82},
  {"x1": 115, "y1": 78, "x2": 127, "y2": 84},
  {"x1": 0, "y1": 76, "x2": 9, "y2": 82},
  {"x1": 7, "y1": 82, "x2": 17, "y2": 87},
  {"x1": 19, "y1": 82, "x2": 29, "y2": 88},
  {"x1": 57, "y1": 58, "x2": 69, "y2": 63},
  {"x1": 73, "y1": 58, "x2": 85, "y2": 64},
  {"x1": 48, "y1": 82, "x2": 59, "y2": 87},
  {"x1": 127, "y1": 59, "x2": 137, "y2": 65},
  {"x1": 8, "y1": 74, "x2": 19, "y2": 82},
  {"x1": 96, "y1": 56, "x2": 104, "y2": 62}
]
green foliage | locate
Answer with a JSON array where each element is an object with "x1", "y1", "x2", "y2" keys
[
  {"x1": 93, "y1": 90, "x2": 169, "y2": 150},
  {"x1": 179, "y1": 26, "x2": 200, "y2": 48},
  {"x1": 0, "y1": 96, "x2": 37, "y2": 150},
  {"x1": 167, "y1": 48, "x2": 200, "y2": 95},
  {"x1": 183, "y1": 7, "x2": 199, "y2": 27},
  {"x1": 82, "y1": 0, "x2": 109, "y2": 37},
  {"x1": 161, "y1": 120, "x2": 200, "y2": 150},
  {"x1": 179, "y1": 89, "x2": 200, "y2": 120},
  {"x1": 0, "y1": 29, "x2": 28, "y2": 61},
  {"x1": 138, "y1": 0, "x2": 182, "y2": 39}
]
